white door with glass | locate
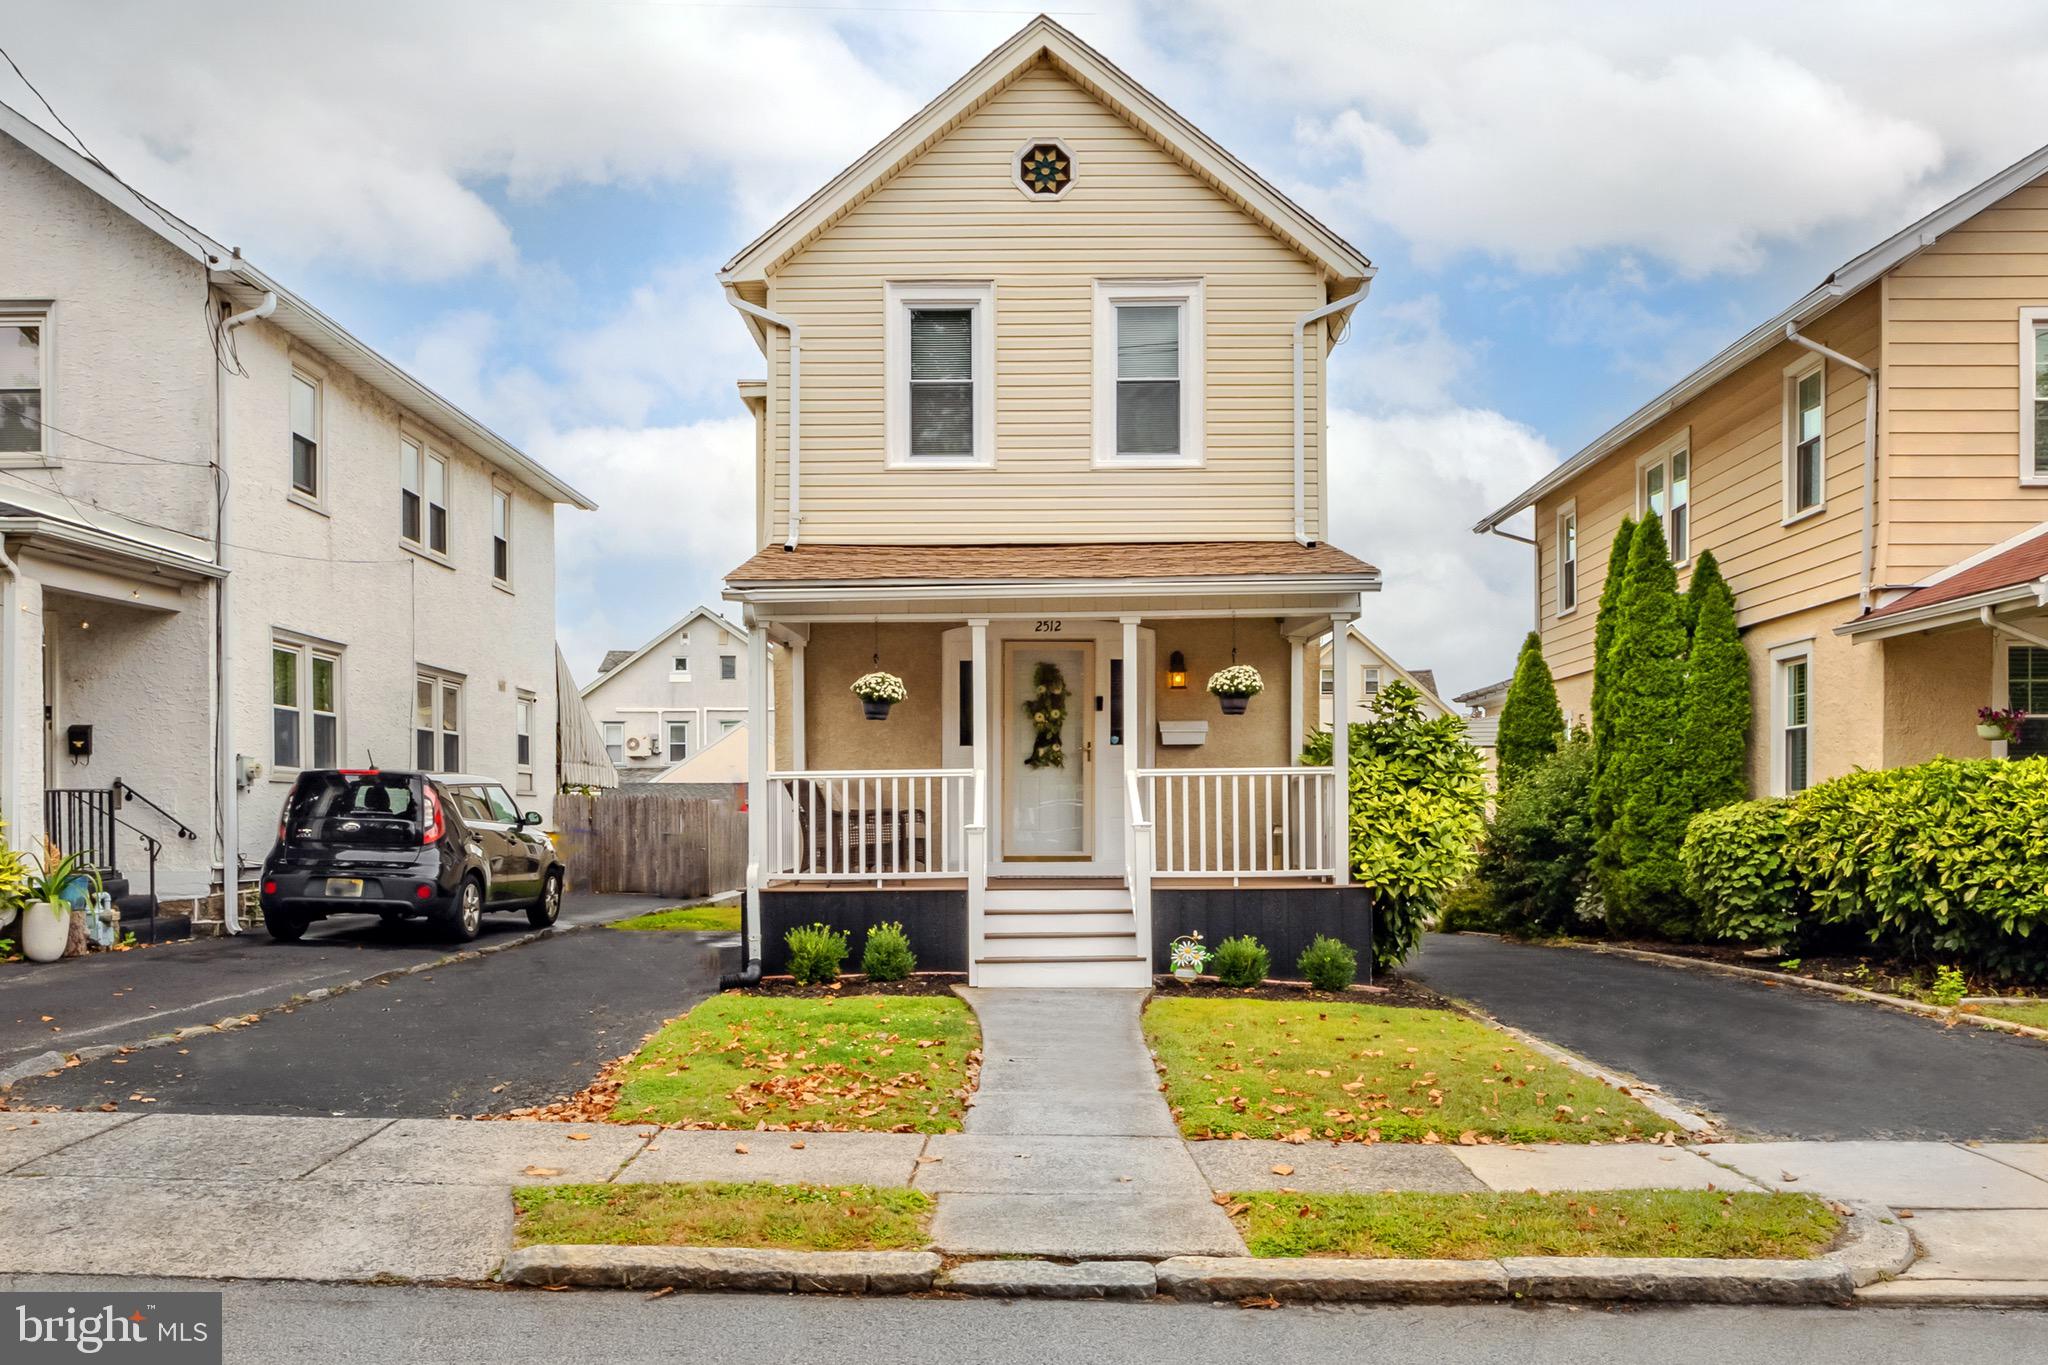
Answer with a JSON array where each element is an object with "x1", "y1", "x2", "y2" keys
[{"x1": 1002, "y1": 642, "x2": 1092, "y2": 859}]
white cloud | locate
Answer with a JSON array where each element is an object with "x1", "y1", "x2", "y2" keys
[
  {"x1": 1344, "y1": 295, "x2": 1472, "y2": 410},
  {"x1": 1328, "y1": 406, "x2": 1557, "y2": 698}
]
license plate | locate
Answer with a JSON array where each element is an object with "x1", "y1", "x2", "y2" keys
[{"x1": 325, "y1": 878, "x2": 364, "y2": 898}]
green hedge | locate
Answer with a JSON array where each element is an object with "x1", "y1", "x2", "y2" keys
[
  {"x1": 1475, "y1": 732, "x2": 1596, "y2": 937},
  {"x1": 1679, "y1": 757, "x2": 2048, "y2": 978}
]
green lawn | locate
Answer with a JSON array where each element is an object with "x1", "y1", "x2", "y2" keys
[
  {"x1": 513, "y1": 1181, "x2": 932, "y2": 1251},
  {"x1": 610, "y1": 904, "x2": 742, "y2": 933},
  {"x1": 1144, "y1": 997, "x2": 1676, "y2": 1143},
  {"x1": 1230, "y1": 1190, "x2": 1840, "y2": 1259},
  {"x1": 1968, "y1": 1000, "x2": 2048, "y2": 1029},
  {"x1": 610, "y1": 993, "x2": 979, "y2": 1131}
]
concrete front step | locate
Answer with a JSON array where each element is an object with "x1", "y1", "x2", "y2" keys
[
  {"x1": 974, "y1": 956, "x2": 1152, "y2": 987},
  {"x1": 984, "y1": 910, "x2": 1136, "y2": 935},
  {"x1": 984, "y1": 887, "x2": 1130, "y2": 911}
]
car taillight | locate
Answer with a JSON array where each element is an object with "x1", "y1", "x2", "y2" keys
[
  {"x1": 415, "y1": 884, "x2": 433, "y2": 900},
  {"x1": 421, "y1": 785, "x2": 445, "y2": 845},
  {"x1": 262, "y1": 880, "x2": 277, "y2": 895}
]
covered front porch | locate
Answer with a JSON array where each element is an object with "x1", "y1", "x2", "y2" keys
[{"x1": 727, "y1": 542, "x2": 1379, "y2": 987}]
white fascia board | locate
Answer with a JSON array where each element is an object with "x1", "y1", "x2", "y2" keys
[{"x1": 723, "y1": 572, "x2": 1383, "y2": 605}]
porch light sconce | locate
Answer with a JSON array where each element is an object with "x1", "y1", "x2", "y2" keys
[{"x1": 1167, "y1": 651, "x2": 1188, "y2": 690}]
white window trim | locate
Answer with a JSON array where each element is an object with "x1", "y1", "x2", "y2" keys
[
  {"x1": 602, "y1": 720, "x2": 625, "y2": 765},
  {"x1": 883, "y1": 280, "x2": 996, "y2": 468},
  {"x1": 1633, "y1": 430, "x2": 1692, "y2": 566},
  {"x1": 1555, "y1": 500, "x2": 1580, "y2": 617},
  {"x1": 666, "y1": 719, "x2": 691, "y2": 763},
  {"x1": 288, "y1": 363, "x2": 326, "y2": 512},
  {"x1": 718, "y1": 653, "x2": 738, "y2": 682},
  {"x1": 516, "y1": 690, "x2": 538, "y2": 793},
  {"x1": 669, "y1": 655, "x2": 691, "y2": 683},
  {"x1": 1768, "y1": 640, "x2": 1814, "y2": 798},
  {"x1": 1011, "y1": 135, "x2": 1077, "y2": 202},
  {"x1": 0, "y1": 302, "x2": 55, "y2": 469},
  {"x1": 2020, "y1": 307, "x2": 2048, "y2": 486},
  {"x1": 1092, "y1": 279, "x2": 1205, "y2": 469},
  {"x1": 1318, "y1": 666, "x2": 1333, "y2": 696},
  {"x1": 490, "y1": 481, "x2": 514, "y2": 591},
  {"x1": 1781, "y1": 355, "x2": 1827, "y2": 524},
  {"x1": 415, "y1": 667, "x2": 465, "y2": 774},
  {"x1": 270, "y1": 634, "x2": 344, "y2": 778}
]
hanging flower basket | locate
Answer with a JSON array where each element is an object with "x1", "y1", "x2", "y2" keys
[
  {"x1": 1207, "y1": 664, "x2": 1265, "y2": 716},
  {"x1": 1978, "y1": 705, "x2": 2028, "y2": 744},
  {"x1": 851, "y1": 671, "x2": 907, "y2": 720}
]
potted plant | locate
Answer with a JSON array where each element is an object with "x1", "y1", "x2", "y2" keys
[
  {"x1": 1169, "y1": 931, "x2": 1210, "y2": 982},
  {"x1": 851, "y1": 670, "x2": 907, "y2": 720},
  {"x1": 19, "y1": 847, "x2": 90, "y2": 964},
  {"x1": 1206, "y1": 664, "x2": 1265, "y2": 716},
  {"x1": 1978, "y1": 705, "x2": 2028, "y2": 744}
]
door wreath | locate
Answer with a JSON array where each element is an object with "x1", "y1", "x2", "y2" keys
[{"x1": 1022, "y1": 662, "x2": 1070, "y2": 769}]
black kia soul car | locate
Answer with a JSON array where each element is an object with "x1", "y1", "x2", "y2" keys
[{"x1": 259, "y1": 769, "x2": 565, "y2": 943}]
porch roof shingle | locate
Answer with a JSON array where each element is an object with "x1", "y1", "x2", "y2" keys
[
  {"x1": 1858, "y1": 526, "x2": 2048, "y2": 626},
  {"x1": 725, "y1": 541, "x2": 1377, "y2": 588}
]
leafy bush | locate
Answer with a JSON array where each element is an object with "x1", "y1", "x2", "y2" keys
[
  {"x1": 1681, "y1": 799, "x2": 1802, "y2": 944},
  {"x1": 1211, "y1": 935, "x2": 1270, "y2": 988},
  {"x1": 1928, "y1": 965, "x2": 1967, "y2": 1009},
  {"x1": 1475, "y1": 733, "x2": 1596, "y2": 937},
  {"x1": 784, "y1": 922, "x2": 850, "y2": 985},
  {"x1": 1301, "y1": 681, "x2": 1487, "y2": 969},
  {"x1": 1434, "y1": 876, "x2": 1503, "y2": 934},
  {"x1": 860, "y1": 921, "x2": 916, "y2": 982},
  {"x1": 1297, "y1": 934, "x2": 1358, "y2": 992}
]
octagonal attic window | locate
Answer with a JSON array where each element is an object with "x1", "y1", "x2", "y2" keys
[{"x1": 1016, "y1": 140, "x2": 1073, "y2": 199}]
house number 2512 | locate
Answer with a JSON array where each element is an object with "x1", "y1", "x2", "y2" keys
[{"x1": 1034, "y1": 620, "x2": 1064, "y2": 633}]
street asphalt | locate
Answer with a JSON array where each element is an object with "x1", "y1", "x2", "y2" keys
[
  {"x1": 1407, "y1": 933, "x2": 2048, "y2": 1141},
  {"x1": 0, "y1": 894, "x2": 727, "y2": 1117},
  {"x1": 3, "y1": 1277, "x2": 2040, "y2": 1364}
]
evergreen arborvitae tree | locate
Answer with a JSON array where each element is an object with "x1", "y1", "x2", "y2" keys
[
  {"x1": 1680, "y1": 549, "x2": 1750, "y2": 813},
  {"x1": 1497, "y1": 630, "x2": 1564, "y2": 787},
  {"x1": 1588, "y1": 516, "x2": 1637, "y2": 835},
  {"x1": 1596, "y1": 512, "x2": 1696, "y2": 937},
  {"x1": 1682, "y1": 546, "x2": 1731, "y2": 642}
]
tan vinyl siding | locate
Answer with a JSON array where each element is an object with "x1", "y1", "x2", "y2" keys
[
  {"x1": 1880, "y1": 175, "x2": 2048, "y2": 580},
  {"x1": 758, "y1": 58, "x2": 1329, "y2": 545}
]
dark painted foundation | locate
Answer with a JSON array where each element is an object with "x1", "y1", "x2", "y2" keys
[
  {"x1": 759, "y1": 889, "x2": 968, "y2": 974},
  {"x1": 1152, "y1": 885, "x2": 1374, "y2": 983}
]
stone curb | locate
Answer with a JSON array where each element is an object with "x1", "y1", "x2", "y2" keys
[
  {"x1": 1833, "y1": 1202, "x2": 1917, "y2": 1288},
  {"x1": 1500, "y1": 1256, "x2": 1852, "y2": 1304},
  {"x1": 939, "y1": 1260, "x2": 1157, "y2": 1300},
  {"x1": 1156, "y1": 1256, "x2": 1507, "y2": 1302},
  {"x1": 501, "y1": 1245, "x2": 941, "y2": 1293}
]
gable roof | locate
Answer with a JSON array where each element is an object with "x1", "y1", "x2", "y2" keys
[
  {"x1": 1474, "y1": 138, "x2": 2048, "y2": 534},
  {"x1": 580, "y1": 606, "x2": 748, "y2": 696},
  {"x1": 718, "y1": 15, "x2": 1371, "y2": 293},
  {"x1": 1842, "y1": 519, "x2": 2048, "y2": 637},
  {"x1": 0, "y1": 99, "x2": 595, "y2": 511},
  {"x1": 1320, "y1": 622, "x2": 1453, "y2": 714}
]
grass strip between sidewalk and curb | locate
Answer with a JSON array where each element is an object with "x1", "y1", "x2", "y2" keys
[
  {"x1": 1145, "y1": 997, "x2": 1677, "y2": 1144},
  {"x1": 512, "y1": 1181, "x2": 932, "y2": 1251},
  {"x1": 1224, "y1": 1189, "x2": 1840, "y2": 1260},
  {"x1": 610, "y1": 993, "x2": 980, "y2": 1131},
  {"x1": 610, "y1": 905, "x2": 742, "y2": 933}
]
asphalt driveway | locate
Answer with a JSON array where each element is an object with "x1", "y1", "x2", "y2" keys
[{"x1": 1407, "y1": 933, "x2": 2048, "y2": 1141}]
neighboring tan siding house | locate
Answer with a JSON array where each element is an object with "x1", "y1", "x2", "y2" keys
[
  {"x1": 580, "y1": 607, "x2": 760, "y2": 778},
  {"x1": 1476, "y1": 144, "x2": 2048, "y2": 796}
]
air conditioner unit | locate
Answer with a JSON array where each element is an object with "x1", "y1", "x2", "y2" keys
[{"x1": 624, "y1": 734, "x2": 649, "y2": 757}]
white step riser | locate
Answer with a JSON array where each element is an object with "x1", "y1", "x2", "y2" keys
[
  {"x1": 975, "y1": 959, "x2": 1154, "y2": 988},
  {"x1": 982, "y1": 912, "x2": 1136, "y2": 935},
  {"x1": 981, "y1": 934, "x2": 1140, "y2": 956},
  {"x1": 984, "y1": 888, "x2": 1130, "y2": 911}
]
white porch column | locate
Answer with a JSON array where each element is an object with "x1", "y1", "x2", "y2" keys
[
  {"x1": 1329, "y1": 616, "x2": 1353, "y2": 885},
  {"x1": 1287, "y1": 633, "x2": 1304, "y2": 759},
  {"x1": 0, "y1": 565, "x2": 43, "y2": 853},
  {"x1": 744, "y1": 616, "x2": 770, "y2": 965},
  {"x1": 966, "y1": 618, "x2": 990, "y2": 984},
  {"x1": 789, "y1": 638, "x2": 806, "y2": 770},
  {"x1": 1120, "y1": 614, "x2": 1151, "y2": 968}
]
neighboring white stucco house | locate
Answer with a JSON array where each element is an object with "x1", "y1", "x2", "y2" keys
[
  {"x1": 0, "y1": 98, "x2": 593, "y2": 929},
  {"x1": 580, "y1": 606, "x2": 760, "y2": 780},
  {"x1": 1314, "y1": 624, "x2": 1453, "y2": 727}
]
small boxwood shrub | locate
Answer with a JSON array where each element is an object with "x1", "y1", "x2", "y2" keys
[
  {"x1": 1210, "y1": 935, "x2": 1270, "y2": 988},
  {"x1": 1297, "y1": 935, "x2": 1358, "y2": 992},
  {"x1": 784, "y1": 922, "x2": 849, "y2": 985},
  {"x1": 1680, "y1": 798, "x2": 1803, "y2": 945},
  {"x1": 861, "y1": 921, "x2": 916, "y2": 982}
]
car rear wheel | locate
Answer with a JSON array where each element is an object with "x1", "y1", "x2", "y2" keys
[
  {"x1": 441, "y1": 878, "x2": 483, "y2": 942},
  {"x1": 527, "y1": 871, "x2": 562, "y2": 929},
  {"x1": 263, "y1": 908, "x2": 308, "y2": 943}
]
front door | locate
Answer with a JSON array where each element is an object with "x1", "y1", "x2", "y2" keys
[{"x1": 1002, "y1": 641, "x2": 1093, "y2": 860}]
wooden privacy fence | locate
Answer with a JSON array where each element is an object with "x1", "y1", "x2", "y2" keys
[{"x1": 554, "y1": 790, "x2": 747, "y2": 900}]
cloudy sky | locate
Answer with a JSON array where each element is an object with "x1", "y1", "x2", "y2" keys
[{"x1": 5, "y1": 1, "x2": 2047, "y2": 697}]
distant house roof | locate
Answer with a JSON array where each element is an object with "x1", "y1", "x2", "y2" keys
[
  {"x1": 1843, "y1": 521, "x2": 2048, "y2": 637},
  {"x1": 726, "y1": 541, "x2": 1377, "y2": 591},
  {"x1": 598, "y1": 650, "x2": 635, "y2": 674},
  {"x1": 581, "y1": 605, "x2": 751, "y2": 697},
  {"x1": 1410, "y1": 669, "x2": 1439, "y2": 697},
  {"x1": 1454, "y1": 679, "x2": 1512, "y2": 706}
]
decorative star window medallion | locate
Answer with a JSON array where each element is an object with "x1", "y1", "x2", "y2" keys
[{"x1": 1014, "y1": 138, "x2": 1074, "y2": 200}]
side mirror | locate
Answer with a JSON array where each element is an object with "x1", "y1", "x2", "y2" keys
[{"x1": 521, "y1": 810, "x2": 544, "y2": 827}]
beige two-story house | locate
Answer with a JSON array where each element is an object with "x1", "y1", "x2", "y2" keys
[
  {"x1": 719, "y1": 18, "x2": 1381, "y2": 987},
  {"x1": 1476, "y1": 141, "x2": 2048, "y2": 798}
]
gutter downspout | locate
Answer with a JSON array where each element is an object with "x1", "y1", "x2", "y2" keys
[
  {"x1": 215, "y1": 290, "x2": 276, "y2": 934},
  {"x1": 1294, "y1": 277, "x2": 1375, "y2": 546},
  {"x1": 1785, "y1": 322, "x2": 1878, "y2": 610},
  {"x1": 723, "y1": 287, "x2": 802, "y2": 551}
]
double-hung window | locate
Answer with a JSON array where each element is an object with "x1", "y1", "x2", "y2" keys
[
  {"x1": 603, "y1": 721, "x2": 624, "y2": 765},
  {"x1": 1361, "y1": 666, "x2": 1381, "y2": 698},
  {"x1": 719, "y1": 654, "x2": 737, "y2": 681},
  {"x1": 516, "y1": 692, "x2": 536, "y2": 793},
  {"x1": 290, "y1": 372, "x2": 321, "y2": 498},
  {"x1": 2020, "y1": 309, "x2": 2048, "y2": 484},
  {"x1": 2007, "y1": 646, "x2": 2048, "y2": 758},
  {"x1": 1094, "y1": 280, "x2": 1203, "y2": 466},
  {"x1": 1774, "y1": 650, "x2": 1812, "y2": 795},
  {"x1": 491, "y1": 487, "x2": 511, "y2": 584},
  {"x1": 1557, "y1": 504, "x2": 1579, "y2": 614},
  {"x1": 885, "y1": 282, "x2": 994, "y2": 466},
  {"x1": 1319, "y1": 667, "x2": 1334, "y2": 696},
  {"x1": 272, "y1": 638, "x2": 340, "y2": 771},
  {"x1": 1639, "y1": 439, "x2": 1690, "y2": 563},
  {"x1": 667, "y1": 720, "x2": 689, "y2": 763},
  {"x1": 401, "y1": 441, "x2": 449, "y2": 553},
  {"x1": 1784, "y1": 360, "x2": 1825, "y2": 518},
  {"x1": 415, "y1": 671, "x2": 463, "y2": 772},
  {"x1": 1, "y1": 312, "x2": 47, "y2": 461}
]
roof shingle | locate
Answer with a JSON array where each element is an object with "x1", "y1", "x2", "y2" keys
[
  {"x1": 1861, "y1": 529, "x2": 2048, "y2": 624},
  {"x1": 725, "y1": 541, "x2": 1377, "y2": 587}
]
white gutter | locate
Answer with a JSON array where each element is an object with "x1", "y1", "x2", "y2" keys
[
  {"x1": 723, "y1": 287, "x2": 803, "y2": 551},
  {"x1": 215, "y1": 290, "x2": 276, "y2": 934},
  {"x1": 1784, "y1": 322, "x2": 1879, "y2": 611},
  {"x1": 1981, "y1": 605, "x2": 2048, "y2": 651},
  {"x1": 1293, "y1": 277, "x2": 1375, "y2": 546}
]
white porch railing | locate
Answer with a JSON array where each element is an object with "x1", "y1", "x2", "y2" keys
[
  {"x1": 765, "y1": 769, "x2": 975, "y2": 881},
  {"x1": 1138, "y1": 767, "x2": 1339, "y2": 878}
]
